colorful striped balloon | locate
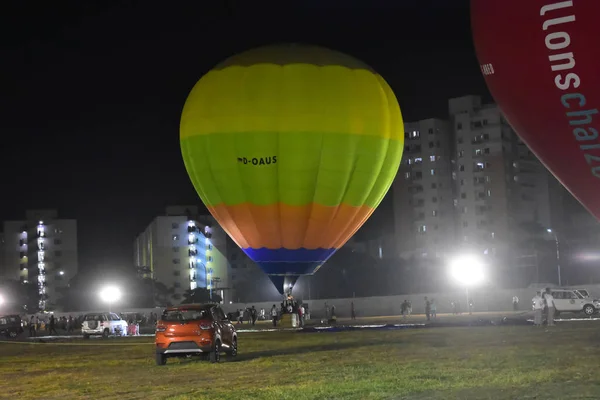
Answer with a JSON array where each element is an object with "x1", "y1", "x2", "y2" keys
[{"x1": 180, "y1": 44, "x2": 404, "y2": 294}]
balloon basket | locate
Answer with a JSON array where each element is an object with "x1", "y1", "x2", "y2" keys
[{"x1": 279, "y1": 313, "x2": 297, "y2": 328}]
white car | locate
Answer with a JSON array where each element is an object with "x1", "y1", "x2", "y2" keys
[
  {"x1": 82, "y1": 312, "x2": 128, "y2": 338},
  {"x1": 546, "y1": 288, "x2": 600, "y2": 316}
]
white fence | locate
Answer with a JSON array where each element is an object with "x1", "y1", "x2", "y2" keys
[{"x1": 47, "y1": 284, "x2": 600, "y2": 320}]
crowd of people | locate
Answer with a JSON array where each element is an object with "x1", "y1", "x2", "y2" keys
[{"x1": 25, "y1": 314, "x2": 79, "y2": 337}]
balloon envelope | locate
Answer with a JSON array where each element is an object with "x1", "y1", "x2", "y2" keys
[
  {"x1": 471, "y1": 1, "x2": 600, "y2": 219},
  {"x1": 180, "y1": 44, "x2": 404, "y2": 293}
]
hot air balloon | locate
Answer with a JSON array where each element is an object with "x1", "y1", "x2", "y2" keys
[
  {"x1": 471, "y1": 1, "x2": 600, "y2": 219},
  {"x1": 180, "y1": 44, "x2": 403, "y2": 294}
]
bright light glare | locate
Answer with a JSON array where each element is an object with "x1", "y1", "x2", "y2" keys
[
  {"x1": 547, "y1": 228, "x2": 553, "y2": 233},
  {"x1": 99, "y1": 286, "x2": 122, "y2": 304},
  {"x1": 0, "y1": 294, "x2": 4, "y2": 305},
  {"x1": 449, "y1": 255, "x2": 485, "y2": 286}
]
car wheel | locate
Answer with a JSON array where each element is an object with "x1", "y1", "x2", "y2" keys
[
  {"x1": 228, "y1": 337, "x2": 238, "y2": 357},
  {"x1": 156, "y1": 353, "x2": 167, "y2": 366},
  {"x1": 210, "y1": 341, "x2": 221, "y2": 363},
  {"x1": 583, "y1": 304, "x2": 595, "y2": 316},
  {"x1": 8, "y1": 330, "x2": 18, "y2": 339},
  {"x1": 102, "y1": 329, "x2": 110, "y2": 338}
]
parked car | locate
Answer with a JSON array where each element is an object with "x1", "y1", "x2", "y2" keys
[
  {"x1": 155, "y1": 303, "x2": 237, "y2": 365},
  {"x1": 0, "y1": 315, "x2": 24, "y2": 338},
  {"x1": 81, "y1": 312, "x2": 128, "y2": 339},
  {"x1": 546, "y1": 288, "x2": 600, "y2": 316}
]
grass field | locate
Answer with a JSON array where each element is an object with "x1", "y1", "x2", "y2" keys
[{"x1": 1, "y1": 322, "x2": 600, "y2": 400}]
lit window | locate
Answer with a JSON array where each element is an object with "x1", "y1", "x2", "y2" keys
[
  {"x1": 491, "y1": 232, "x2": 495, "y2": 239},
  {"x1": 405, "y1": 172, "x2": 411, "y2": 179},
  {"x1": 419, "y1": 225, "x2": 427, "y2": 233},
  {"x1": 453, "y1": 199, "x2": 458, "y2": 206},
  {"x1": 487, "y1": 189, "x2": 492, "y2": 197},
  {"x1": 415, "y1": 157, "x2": 423, "y2": 164},
  {"x1": 432, "y1": 210, "x2": 438, "y2": 216},
  {"x1": 410, "y1": 130, "x2": 420, "y2": 138},
  {"x1": 172, "y1": 235, "x2": 179, "y2": 241},
  {"x1": 430, "y1": 155, "x2": 436, "y2": 162},
  {"x1": 475, "y1": 149, "x2": 482, "y2": 156},
  {"x1": 430, "y1": 169, "x2": 436, "y2": 176}
]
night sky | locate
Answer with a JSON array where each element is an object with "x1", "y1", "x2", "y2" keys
[{"x1": 1, "y1": 0, "x2": 487, "y2": 271}]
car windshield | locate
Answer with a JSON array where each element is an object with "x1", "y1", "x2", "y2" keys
[
  {"x1": 162, "y1": 309, "x2": 210, "y2": 322},
  {"x1": 577, "y1": 290, "x2": 590, "y2": 298}
]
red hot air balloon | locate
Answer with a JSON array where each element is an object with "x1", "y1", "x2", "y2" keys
[{"x1": 471, "y1": 1, "x2": 600, "y2": 219}]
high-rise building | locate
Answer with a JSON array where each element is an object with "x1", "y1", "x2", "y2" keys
[
  {"x1": 2, "y1": 210, "x2": 78, "y2": 310},
  {"x1": 387, "y1": 96, "x2": 564, "y2": 286},
  {"x1": 133, "y1": 206, "x2": 231, "y2": 303},
  {"x1": 0, "y1": 232, "x2": 6, "y2": 279},
  {"x1": 449, "y1": 95, "x2": 559, "y2": 265},
  {"x1": 392, "y1": 118, "x2": 455, "y2": 259}
]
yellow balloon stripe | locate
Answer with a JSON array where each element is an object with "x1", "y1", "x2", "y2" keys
[{"x1": 181, "y1": 64, "x2": 403, "y2": 141}]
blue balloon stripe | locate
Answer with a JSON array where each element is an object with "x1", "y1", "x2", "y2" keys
[{"x1": 243, "y1": 247, "x2": 336, "y2": 263}]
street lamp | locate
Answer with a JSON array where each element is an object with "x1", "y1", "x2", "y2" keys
[
  {"x1": 546, "y1": 228, "x2": 561, "y2": 286},
  {"x1": 99, "y1": 286, "x2": 122, "y2": 312},
  {"x1": 449, "y1": 254, "x2": 485, "y2": 313}
]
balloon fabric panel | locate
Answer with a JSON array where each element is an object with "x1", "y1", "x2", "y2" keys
[{"x1": 471, "y1": 1, "x2": 600, "y2": 220}]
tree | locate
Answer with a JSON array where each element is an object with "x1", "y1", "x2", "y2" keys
[
  {"x1": 152, "y1": 280, "x2": 175, "y2": 307},
  {"x1": 0, "y1": 280, "x2": 40, "y2": 313},
  {"x1": 181, "y1": 288, "x2": 222, "y2": 304}
]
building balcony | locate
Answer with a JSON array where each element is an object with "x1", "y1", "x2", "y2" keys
[{"x1": 187, "y1": 226, "x2": 197, "y2": 233}]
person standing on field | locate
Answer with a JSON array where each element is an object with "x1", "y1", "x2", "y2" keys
[
  {"x1": 270, "y1": 305, "x2": 278, "y2": 327},
  {"x1": 543, "y1": 288, "x2": 556, "y2": 326},
  {"x1": 532, "y1": 291, "x2": 544, "y2": 326}
]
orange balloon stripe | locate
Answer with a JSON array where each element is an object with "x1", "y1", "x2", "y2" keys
[{"x1": 207, "y1": 203, "x2": 375, "y2": 250}]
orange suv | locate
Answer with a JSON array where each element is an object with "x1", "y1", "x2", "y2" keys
[{"x1": 155, "y1": 303, "x2": 237, "y2": 365}]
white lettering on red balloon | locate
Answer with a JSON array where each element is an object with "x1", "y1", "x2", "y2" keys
[
  {"x1": 542, "y1": 1, "x2": 600, "y2": 177},
  {"x1": 480, "y1": 63, "x2": 495, "y2": 76}
]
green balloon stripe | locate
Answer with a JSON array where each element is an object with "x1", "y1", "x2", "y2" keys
[{"x1": 181, "y1": 131, "x2": 402, "y2": 208}]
